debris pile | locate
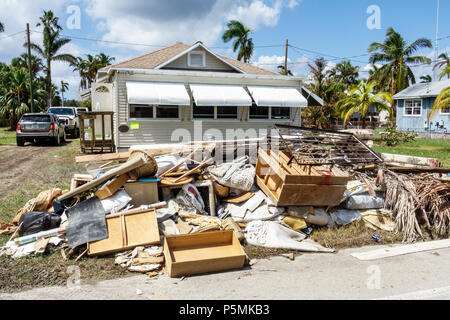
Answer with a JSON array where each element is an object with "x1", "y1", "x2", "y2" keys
[{"x1": 0, "y1": 124, "x2": 449, "y2": 278}]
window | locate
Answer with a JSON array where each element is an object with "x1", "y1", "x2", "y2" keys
[
  {"x1": 249, "y1": 105, "x2": 269, "y2": 119},
  {"x1": 188, "y1": 51, "x2": 206, "y2": 67},
  {"x1": 440, "y1": 104, "x2": 450, "y2": 114},
  {"x1": 217, "y1": 106, "x2": 237, "y2": 119},
  {"x1": 156, "y1": 105, "x2": 179, "y2": 119},
  {"x1": 192, "y1": 105, "x2": 237, "y2": 120},
  {"x1": 404, "y1": 99, "x2": 422, "y2": 116},
  {"x1": 193, "y1": 105, "x2": 215, "y2": 119},
  {"x1": 249, "y1": 106, "x2": 292, "y2": 120},
  {"x1": 130, "y1": 104, "x2": 154, "y2": 119},
  {"x1": 271, "y1": 107, "x2": 290, "y2": 120}
]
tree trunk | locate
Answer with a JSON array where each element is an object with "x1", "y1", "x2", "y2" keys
[{"x1": 46, "y1": 59, "x2": 52, "y2": 109}]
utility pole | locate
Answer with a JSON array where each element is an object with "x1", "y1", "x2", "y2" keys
[
  {"x1": 434, "y1": 0, "x2": 440, "y2": 81},
  {"x1": 284, "y1": 39, "x2": 289, "y2": 76},
  {"x1": 26, "y1": 23, "x2": 34, "y2": 113}
]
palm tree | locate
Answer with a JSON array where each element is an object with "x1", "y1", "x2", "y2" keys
[
  {"x1": 277, "y1": 65, "x2": 293, "y2": 76},
  {"x1": 368, "y1": 27, "x2": 432, "y2": 96},
  {"x1": 434, "y1": 53, "x2": 450, "y2": 79},
  {"x1": 336, "y1": 80, "x2": 393, "y2": 128},
  {"x1": 329, "y1": 60, "x2": 359, "y2": 88},
  {"x1": 420, "y1": 75, "x2": 433, "y2": 83},
  {"x1": 72, "y1": 53, "x2": 115, "y2": 89},
  {"x1": 0, "y1": 67, "x2": 30, "y2": 129},
  {"x1": 222, "y1": 20, "x2": 254, "y2": 63},
  {"x1": 11, "y1": 53, "x2": 43, "y2": 75},
  {"x1": 28, "y1": 10, "x2": 76, "y2": 108},
  {"x1": 307, "y1": 58, "x2": 329, "y2": 99},
  {"x1": 429, "y1": 87, "x2": 450, "y2": 120},
  {"x1": 60, "y1": 80, "x2": 69, "y2": 106},
  {"x1": 0, "y1": 22, "x2": 4, "y2": 32},
  {"x1": 96, "y1": 53, "x2": 115, "y2": 67},
  {"x1": 439, "y1": 65, "x2": 450, "y2": 80}
]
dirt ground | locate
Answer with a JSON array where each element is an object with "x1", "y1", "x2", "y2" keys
[{"x1": 0, "y1": 143, "x2": 58, "y2": 202}]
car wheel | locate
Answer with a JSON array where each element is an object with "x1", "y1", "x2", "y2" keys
[
  {"x1": 61, "y1": 130, "x2": 66, "y2": 142},
  {"x1": 54, "y1": 134, "x2": 60, "y2": 146},
  {"x1": 16, "y1": 138, "x2": 25, "y2": 146}
]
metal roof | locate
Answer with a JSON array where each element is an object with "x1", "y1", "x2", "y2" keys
[{"x1": 393, "y1": 79, "x2": 450, "y2": 100}]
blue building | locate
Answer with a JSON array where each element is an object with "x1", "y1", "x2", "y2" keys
[{"x1": 394, "y1": 79, "x2": 450, "y2": 134}]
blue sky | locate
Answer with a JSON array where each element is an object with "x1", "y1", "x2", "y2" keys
[{"x1": 0, "y1": 0, "x2": 448, "y2": 100}]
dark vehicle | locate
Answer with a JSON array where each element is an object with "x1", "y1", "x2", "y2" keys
[
  {"x1": 16, "y1": 113, "x2": 66, "y2": 146},
  {"x1": 48, "y1": 107, "x2": 79, "y2": 138}
]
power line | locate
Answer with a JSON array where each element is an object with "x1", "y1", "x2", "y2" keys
[
  {"x1": 30, "y1": 30, "x2": 285, "y2": 50},
  {"x1": 0, "y1": 30, "x2": 25, "y2": 40}
]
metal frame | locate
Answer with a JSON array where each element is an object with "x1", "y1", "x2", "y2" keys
[{"x1": 267, "y1": 124, "x2": 383, "y2": 166}]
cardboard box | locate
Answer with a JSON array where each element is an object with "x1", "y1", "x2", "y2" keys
[
  {"x1": 88, "y1": 209, "x2": 160, "y2": 256},
  {"x1": 164, "y1": 230, "x2": 246, "y2": 278}
]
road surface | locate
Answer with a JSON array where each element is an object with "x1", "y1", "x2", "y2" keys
[{"x1": 1, "y1": 243, "x2": 449, "y2": 300}]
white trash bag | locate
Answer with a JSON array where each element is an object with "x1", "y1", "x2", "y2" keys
[{"x1": 245, "y1": 220, "x2": 334, "y2": 253}]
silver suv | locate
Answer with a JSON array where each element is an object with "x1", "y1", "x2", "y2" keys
[
  {"x1": 48, "y1": 107, "x2": 79, "y2": 138},
  {"x1": 16, "y1": 113, "x2": 66, "y2": 146}
]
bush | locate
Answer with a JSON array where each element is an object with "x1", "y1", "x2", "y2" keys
[{"x1": 380, "y1": 125, "x2": 417, "y2": 146}]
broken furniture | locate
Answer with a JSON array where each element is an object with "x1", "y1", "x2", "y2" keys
[
  {"x1": 79, "y1": 111, "x2": 115, "y2": 154},
  {"x1": 256, "y1": 148, "x2": 351, "y2": 206},
  {"x1": 163, "y1": 230, "x2": 246, "y2": 278},
  {"x1": 88, "y1": 208, "x2": 160, "y2": 256}
]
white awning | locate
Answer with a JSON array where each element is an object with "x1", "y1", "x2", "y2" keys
[
  {"x1": 189, "y1": 84, "x2": 252, "y2": 106},
  {"x1": 126, "y1": 81, "x2": 190, "y2": 105},
  {"x1": 247, "y1": 86, "x2": 307, "y2": 107}
]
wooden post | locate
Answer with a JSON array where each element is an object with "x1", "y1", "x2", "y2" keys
[
  {"x1": 284, "y1": 39, "x2": 288, "y2": 76},
  {"x1": 26, "y1": 23, "x2": 34, "y2": 113},
  {"x1": 102, "y1": 113, "x2": 105, "y2": 153}
]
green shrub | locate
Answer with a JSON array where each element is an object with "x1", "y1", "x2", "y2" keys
[{"x1": 380, "y1": 125, "x2": 417, "y2": 146}]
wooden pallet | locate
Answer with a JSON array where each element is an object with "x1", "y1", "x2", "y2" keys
[{"x1": 256, "y1": 148, "x2": 352, "y2": 206}]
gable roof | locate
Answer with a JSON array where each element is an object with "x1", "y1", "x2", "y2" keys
[
  {"x1": 100, "y1": 42, "x2": 277, "y2": 75},
  {"x1": 393, "y1": 79, "x2": 450, "y2": 100}
]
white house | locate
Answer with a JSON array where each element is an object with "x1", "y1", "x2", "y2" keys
[{"x1": 90, "y1": 41, "x2": 322, "y2": 152}]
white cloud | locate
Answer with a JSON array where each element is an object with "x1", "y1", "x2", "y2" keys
[
  {"x1": 287, "y1": 0, "x2": 300, "y2": 9},
  {"x1": 253, "y1": 54, "x2": 309, "y2": 77},
  {"x1": 227, "y1": 0, "x2": 283, "y2": 29},
  {"x1": 84, "y1": 0, "x2": 297, "y2": 49}
]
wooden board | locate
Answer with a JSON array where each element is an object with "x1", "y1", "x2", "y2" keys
[
  {"x1": 87, "y1": 209, "x2": 160, "y2": 256},
  {"x1": 164, "y1": 230, "x2": 246, "y2": 278},
  {"x1": 95, "y1": 173, "x2": 129, "y2": 200}
]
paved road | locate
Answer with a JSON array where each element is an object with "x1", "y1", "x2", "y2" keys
[{"x1": 1, "y1": 243, "x2": 449, "y2": 300}]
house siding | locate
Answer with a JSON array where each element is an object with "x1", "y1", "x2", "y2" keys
[
  {"x1": 163, "y1": 48, "x2": 237, "y2": 72},
  {"x1": 396, "y1": 97, "x2": 449, "y2": 133},
  {"x1": 114, "y1": 73, "x2": 302, "y2": 150}
]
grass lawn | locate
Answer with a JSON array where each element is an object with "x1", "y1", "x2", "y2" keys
[
  {"x1": 0, "y1": 127, "x2": 16, "y2": 146},
  {"x1": 373, "y1": 137, "x2": 450, "y2": 167}
]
